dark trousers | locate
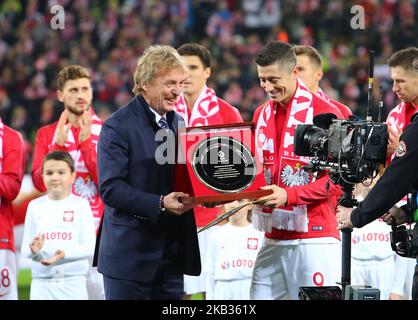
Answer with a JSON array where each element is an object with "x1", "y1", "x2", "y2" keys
[{"x1": 103, "y1": 259, "x2": 183, "y2": 300}]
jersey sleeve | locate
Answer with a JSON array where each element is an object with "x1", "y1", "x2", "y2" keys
[
  {"x1": 330, "y1": 99, "x2": 352, "y2": 119},
  {"x1": 20, "y1": 201, "x2": 49, "y2": 262},
  {"x1": 313, "y1": 96, "x2": 344, "y2": 119},
  {"x1": 219, "y1": 99, "x2": 244, "y2": 124},
  {"x1": 227, "y1": 106, "x2": 243, "y2": 123},
  {"x1": 284, "y1": 172, "x2": 342, "y2": 206},
  {"x1": 0, "y1": 128, "x2": 25, "y2": 201},
  {"x1": 31, "y1": 128, "x2": 50, "y2": 192}
]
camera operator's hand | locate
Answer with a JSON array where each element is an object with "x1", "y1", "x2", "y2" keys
[
  {"x1": 387, "y1": 124, "x2": 403, "y2": 157},
  {"x1": 258, "y1": 185, "x2": 287, "y2": 207},
  {"x1": 382, "y1": 206, "x2": 408, "y2": 226},
  {"x1": 336, "y1": 205, "x2": 354, "y2": 230}
]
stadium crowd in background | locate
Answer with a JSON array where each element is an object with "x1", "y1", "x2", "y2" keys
[
  {"x1": 1, "y1": 0, "x2": 416, "y2": 172},
  {"x1": 1, "y1": 0, "x2": 418, "y2": 300}
]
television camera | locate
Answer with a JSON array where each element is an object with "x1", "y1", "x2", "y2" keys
[{"x1": 294, "y1": 50, "x2": 387, "y2": 300}]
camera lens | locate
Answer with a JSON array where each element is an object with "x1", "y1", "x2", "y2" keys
[{"x1": 295, "y1": 124, "x2": 330, "y2": 159}]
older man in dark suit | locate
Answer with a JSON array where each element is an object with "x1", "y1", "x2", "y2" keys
[{"x1": 95, "y1": 45, "x2": 201, "y2": 300}]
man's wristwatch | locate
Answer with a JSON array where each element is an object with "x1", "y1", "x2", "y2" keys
[{"x1": 159, "y1": 195, "x2": 166, "y2": 214}]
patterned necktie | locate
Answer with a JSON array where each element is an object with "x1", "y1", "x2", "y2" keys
[{"x1": 158, "y1": 117, "x2": 169, "y2": 129}]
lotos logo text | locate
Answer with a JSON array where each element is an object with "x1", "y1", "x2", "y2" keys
[
  {"x1": 352, "y1": 232, "x2": 389, "y2": 244},
  {"x1": 221, "y1": 259, "x2": 255, "y2": 270},
  {"x1": 44, "y1": 232, "x2": 73, "y2": 241}
]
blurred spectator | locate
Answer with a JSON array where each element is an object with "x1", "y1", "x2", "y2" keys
[{"x1": 223, "y1": 80, "x2": 243, "y2": 107}]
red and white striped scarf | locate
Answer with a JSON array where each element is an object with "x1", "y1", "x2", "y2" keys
[
  {"x1": 51, "y1": 109, "x2": 103, "y2": 222},
  {"x1": 0, "y1": 118, "x2": 3, "y2": 207},
  {"x1": 252, "y1": 80, "x2": 315, "y2": 233},
  {"x1": 175, "y1": 86, "x2": 223, "y2": 126}
]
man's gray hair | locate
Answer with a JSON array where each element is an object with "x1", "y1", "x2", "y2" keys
[{"x1": 132, "y1": 45, "x2": 188, "y2": 96}]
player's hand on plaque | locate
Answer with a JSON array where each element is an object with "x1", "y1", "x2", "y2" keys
[{"x1": 257, "y1": 185, "x2": 288, "y2": 207}]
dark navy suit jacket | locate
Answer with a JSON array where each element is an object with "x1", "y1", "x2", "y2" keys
[{"x1": 95, "y1": 96, "x2": 201, "y2": 282}]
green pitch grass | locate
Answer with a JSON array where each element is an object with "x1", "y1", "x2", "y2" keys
[
  {"x1": 17, "y1": 268, "x2": 203, "y2": 300},
  {"x1": 17, "y1": 268, "x2": 31, "y2": 300}
]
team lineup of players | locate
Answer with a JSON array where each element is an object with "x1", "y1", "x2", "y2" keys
[{"x1": 0, "y1": 42, "x2": 417, "y2": 300}]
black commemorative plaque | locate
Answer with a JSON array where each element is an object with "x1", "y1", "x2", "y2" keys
[{"x1": 191, "y1": 136, "x2": 256, "y2": 193}]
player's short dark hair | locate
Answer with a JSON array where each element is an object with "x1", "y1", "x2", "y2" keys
[
  {"x1": 57, "y1": 65, "x2": 91, "y2": 91},
  {"x1": 293, "y1": 45, "x2": 323, "y2": 68},
  {"x1": 388, "y1": 47, "x2": 418, "y2": 73},
  {"x1": 255, "y1": 41, "x2": 296, "y2": 71},
  {"x1": 42, "y1": 151, "x2": 75, "y2": 173},
  {"x1": 177, "y1": 43, "x2": 211, "y2": 69}
]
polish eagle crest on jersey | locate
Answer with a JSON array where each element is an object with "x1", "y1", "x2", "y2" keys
[
  {"x1": 280, "y1": 163, "x2": 310, "y2": 187},
  {"x1": 247, "y1": 237, "x2": 259, "y2": 250},
  {"x1": 63, "y1": 210, "x2": 74, "y2": 222},
  {"x1": 73, "y1": 176, "x2": 98, "y2": 203}
]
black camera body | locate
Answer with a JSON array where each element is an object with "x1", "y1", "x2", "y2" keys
[
  {"x1": 294, "y1": 118, "x2": 388, "y2": 184},
  {"x1": 294, "y1": 115, "x2": 388, "y2": 300},
  {"x1": 390, "y1": 224, "x2": 418, "y2": 258},
  {"x1": 390, "y1": 193, "x2": 418, "y2": 258}
]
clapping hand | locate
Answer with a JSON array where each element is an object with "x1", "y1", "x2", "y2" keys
[
  {"x1": 29, "y1": 233, "x2": 45, "y2": 255},
  {"x1": 79, "y1": 111, "x2": 92, "y2": 143},
  {"x1": 55, "y1": 110, "x2": 71, "y2": 146},
  {"x1": 41, "y1": 250, "x2": 65, "y2": 266}
]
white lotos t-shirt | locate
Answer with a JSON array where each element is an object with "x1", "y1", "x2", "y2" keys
[
  {"x1": 205, "y1": 224, "x2": 264, "y2": 281},
  {"x1": 21, "y1": 194, "x2": 96, "y2": 279}
]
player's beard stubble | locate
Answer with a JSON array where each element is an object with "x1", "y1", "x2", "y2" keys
[{"x1": 66, "y1": 103, "x2": 90, "y2": 116}]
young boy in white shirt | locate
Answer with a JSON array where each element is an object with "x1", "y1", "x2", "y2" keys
[
  {"x1": 204, "y1": 200, "x2": 264, "y2": 300},
  {"x1": 21, "y1": 151, "x2": 96, "y2": 300}
]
